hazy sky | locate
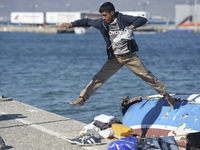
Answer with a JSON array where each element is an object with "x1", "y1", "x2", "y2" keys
[{"x1": 0, "y1": 0, "x2": 196, "y2": 19}]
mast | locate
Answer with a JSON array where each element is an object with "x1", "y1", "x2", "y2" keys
[{"x1": 194, "y1": 0, "x2": 198, "y2": 32}]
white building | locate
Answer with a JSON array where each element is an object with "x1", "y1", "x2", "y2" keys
[
  {"x1": 175, "y1": 4, "x2": 200, "y2": 26},
  {"x1": 121, "y1": 11, "x2": 150, "y2": 19}
]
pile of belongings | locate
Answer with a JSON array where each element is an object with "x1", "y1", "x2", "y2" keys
[
  {"x1": 108, "y1": 136, "x2": 179, "y2": 150},
  {"x1": 67, "y1": 114, "x2": 122, "y2": 146},
  {"x1": 120, "y1": 96, "x2": 142, "y2": 115}
]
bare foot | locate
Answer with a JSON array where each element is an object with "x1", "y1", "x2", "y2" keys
[
  {"x1": 69, "y1": 97, "x2": 85, "y2": 105},
  {"x1": 164, "y1": 93, "x2": 175, "y2": 107}
]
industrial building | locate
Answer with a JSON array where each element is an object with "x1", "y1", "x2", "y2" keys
[
  {"x1": 10, "y1": 11, "x2": 151, "y2": 25},
  {"x1": 175, "y1": 4, "x2": 200, "y2": 26},
  {"x1": 10, "y1": 12, "x2": 101, "y2": 25},
  {"x1": 6, "y1": 3, "x2": 200, "y2": 33}
]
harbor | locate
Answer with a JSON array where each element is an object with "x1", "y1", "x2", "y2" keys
[
  {"x1": 0, "y1": 1, "x2": 200, "y2": 149},
  {"x1": 0, "y1": 2, "x2": 199, "y2": 34}
]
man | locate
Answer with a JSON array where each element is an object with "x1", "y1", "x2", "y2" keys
[{"x1": 59, "y1": 2, "x2": 175, "y2": 107}]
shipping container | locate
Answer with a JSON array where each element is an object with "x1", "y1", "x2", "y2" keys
[
  {"x1": 11, "y1": 12, "x2": 44, "y2": 24},
  {"x1": 46, "y1": 12, "x2": 81, "y2": 24}
]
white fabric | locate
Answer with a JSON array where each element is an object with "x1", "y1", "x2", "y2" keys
[
  {"x1": 82, "y1": 121, "x2": 97, "y2": 132},
  {"x1": 98, "y1": 128, "x2": 114, "y2": 139},
  {"x1": 94, "y1": 114, "x2": 115, "y2": 123},
  {"x1": 120, "y1": 27, "x2": 134, "y2": 41},
  {"x1": 83, "y1": 124, "x2": 114, "y2": 139}
]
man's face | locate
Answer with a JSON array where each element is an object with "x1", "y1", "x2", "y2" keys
[{"x1": 101, "y1": 11, "x2": 115, "y2": 24}]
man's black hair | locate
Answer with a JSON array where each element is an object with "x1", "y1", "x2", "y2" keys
[{"x1": 99, "y1": 2, "x2": 115, "y2": 13}]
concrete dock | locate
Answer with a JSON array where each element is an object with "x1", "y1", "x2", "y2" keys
[{"x1": 0, "y1": 99, "x2": 111, "y2": 150}]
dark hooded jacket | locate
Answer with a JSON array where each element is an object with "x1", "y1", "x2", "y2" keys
[{"x1": 71, "y1": 12, "x2": 147, "y2": 59}]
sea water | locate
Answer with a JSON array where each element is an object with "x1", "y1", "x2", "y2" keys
[{"x1": 0, "y1": 31, "x2": 200, "y2": 123}]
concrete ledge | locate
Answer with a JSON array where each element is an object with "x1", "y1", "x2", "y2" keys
[
  {"x1": 0, "y1": 100, "x2": 110, "y2": 150},
  {"x1": 35, "y1": 28, "x2": 74, "y2": 34}
]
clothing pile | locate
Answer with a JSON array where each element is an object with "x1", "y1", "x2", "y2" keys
[
  {"x1": 83, "y1": 114, "x2": 122, "y2": 139},
  {"x1": 67, "y1": 114, "x2": 122, "y2": 146}
]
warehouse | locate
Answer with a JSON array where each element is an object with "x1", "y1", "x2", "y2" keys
[{"x1": 175, "y1": 3, "x2": 200, "y2": 26}]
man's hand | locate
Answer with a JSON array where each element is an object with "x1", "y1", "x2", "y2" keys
[
  {"x1": 129, "y1": 25, "x2": 135, "y2": 30},
  {"x1": 59, "y1": 23, "x2": 73, "y2": 29}
]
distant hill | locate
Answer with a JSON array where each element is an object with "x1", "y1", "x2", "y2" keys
[{"x1": 0, "y1": 0, "x2": 187, "y2": 19}]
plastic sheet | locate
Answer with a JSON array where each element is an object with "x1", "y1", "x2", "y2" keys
[{"x1": 107, "y1": 137, "x2": 137, "y2": 150}]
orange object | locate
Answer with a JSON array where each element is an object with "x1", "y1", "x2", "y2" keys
[{"x1": 112, "y1": 124, "x2": 132, "y2": 138}]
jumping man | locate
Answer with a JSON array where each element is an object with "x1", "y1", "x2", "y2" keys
[{"x1": 59, "y1": 2, "x2": 175, "y2": 107}]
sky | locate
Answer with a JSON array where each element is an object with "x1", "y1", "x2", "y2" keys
[{"x1": 0, "y1": 0, "x2": 196, "y2": 19}]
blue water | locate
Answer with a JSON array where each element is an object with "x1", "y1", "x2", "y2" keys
[{"x1": 0, "y1": 31, "x2": 200, "y2": 124}]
